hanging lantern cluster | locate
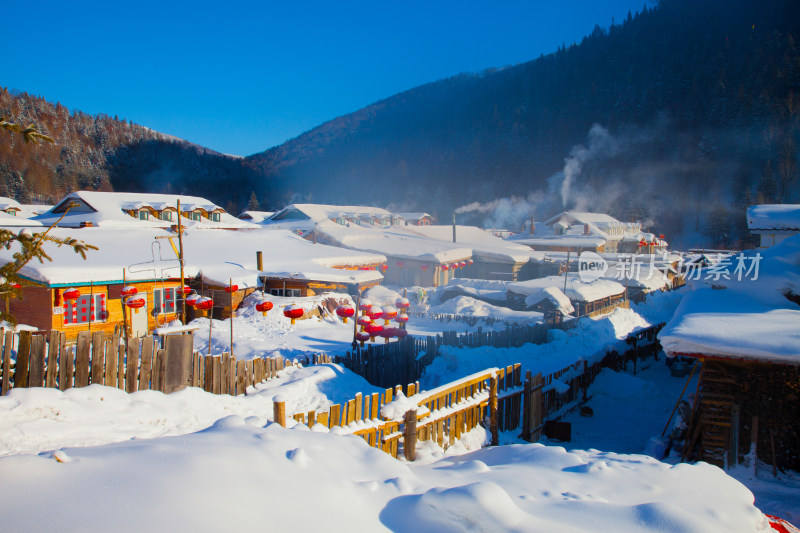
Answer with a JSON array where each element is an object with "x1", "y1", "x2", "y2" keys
[
  {"x1": 336, "y1": 304, "x2": 355, "y2": 323},
  {"x1": 353, "y1": 296, "x2": 412, "y2": 344},
  {"x1": 283, "y1": 304, "x2": 304, "y2": 325},
  {"x1": 255, "y1": 300, "x2": 273, "y2": 316}
]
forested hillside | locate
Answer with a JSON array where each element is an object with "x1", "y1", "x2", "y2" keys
[
  {"x1": 0, "y1": 89, "x2": 256, "y2": 213},
  {"x1": 246, "y1": 0, "x2": 800, "y2": 247}
]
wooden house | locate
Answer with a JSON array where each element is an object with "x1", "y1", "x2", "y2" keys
[
  {"x1": 747, "y1": 204, "x2": 800, "y2": 248},
  {"x1": 508, "y1": 275, "x2": 627, "y2": 318},
  {"x1": 659, "y1": 239, "x2": 800, "y2": 471},
  {"x1": 32, "y1": 191, "x2": 256, "y2": 229}
]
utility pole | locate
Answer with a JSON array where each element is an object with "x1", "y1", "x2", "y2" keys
[{"x1": 177, "y1": 199, "x2": 186, "y2": 324}]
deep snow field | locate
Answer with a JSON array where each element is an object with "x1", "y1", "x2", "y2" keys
[{"x1": 0, "y1": 285, "x2": 797, "y2": 532}]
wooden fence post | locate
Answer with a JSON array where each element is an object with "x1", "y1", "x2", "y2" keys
[
  {"x1": 164, "y1": 334, "x2": 192, "y2": 394},
  {"x1": 489, "y1": 375, "x2": 498, "y2": 446},
  {"x1": 274, "y1": 400, "x2": 286, "y2": 427},
  {"x1": 403, "y1": 409, "x2": 417, "y2": 461},
  {"x1": 522, "y1": 370, "x2": 532, "y2": 441},
  {"x1": 15, "y1": 330, "x2": 31, "y2": 388},
  {"x1": 1, "y1": 330, "x2": 11, "y2": 395}
]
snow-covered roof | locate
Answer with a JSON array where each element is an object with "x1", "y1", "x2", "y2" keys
[
  {"x1": 508, "y1": 274, "x2": 626, "y2": 302},
  {"x1": 403, "y1": 225, "x2": 544, "y2": 264},
  {"x1": 0, "y1": 196, "x2": 23, "y2": 211},
  {"x1": 394, "y1": 212, "x2": 434, "y2": 221},
  {"x1": 269, "y1": 204, "x2": 394, "y2": 223},
  {"x1": 0, "y1": 211, "x2": 44, "y2": 227},
  {"x1": 315, "y1": 220, "x2": 472, "y2": 263},
  {"x1": 524, "y1": 286, "x2": 575, "y2": 315},
  {"x1": 603, "y1": 263, "x2": 669, "y2": 291},
  {"x1": 545, "y1": 211, "x2": 621, "y2": 226},
  {"x1": 238, "y1": 211, "x2": 275, "y2": 224},
  {"x1": 659, "y1": 234, "x2": 800, "y2": 365},
  {"x1": 0, "y1": 227, "x2": 385, "y2": 287},
  {"x1": 507, "y1": 234, "x2": 607, "y2": 249},
  {"x1": 32, "y1": 191, "x2": 257, "y2": 230},
  {"x1": 746, "y1": 204, "x2": 800, "y2": 231}
]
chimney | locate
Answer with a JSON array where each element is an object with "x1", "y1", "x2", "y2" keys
[
  {"x1": 584, "y1": 224, "x2": 590, "y2": 235},
  {"x1": 452, "y1": 212, "x2": 457, "y2": 243},
  {"x1": 256, "y1": 251, "x2": 263, "y2": 271},
  {"x1": 529, "y1": 217, "x2": 535, "y2": 235}
]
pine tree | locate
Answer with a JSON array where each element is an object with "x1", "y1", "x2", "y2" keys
[{"x1": 247, "y1": 191, "x2": 260, "y2": 211}]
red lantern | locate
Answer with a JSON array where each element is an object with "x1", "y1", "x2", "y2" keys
[
  {"x1": 379, "y1": 327, "x2": 396, "y2": 343},
  {"x1": 359, "y1": 299, "x2": 373, "y2": 313},
  {"x1": 379, "y1": 264, "x2": 388, "y2": 272},
  {"x1": 225, "y1": 284, "x2": 239, "y2": 293},
  {"x1": 283, "y1": 304, "x2": 304, "y2": 325},
  {"x1": 120, "y1": 285, "x2": 138, "y2": 297},
  {"x1": 357, "y1": 315, "x2": 372, "y2": 331},
  {"x1": 366, "y1": 305, "x2": 383, "y2": 321},
  {"x1": 458, "y1": 261, "x2": 466, "y2": 269},
  {"x1": 395, "y1": 297, "x2": 410, "y2": 310},
  {"x1": 441, "y1": 264, "x2": 449, "y2": 271},
  {"x1": 255, "y1": 300, "x2": 273, "y2": 316},
  {"x1": 395, "y1": 328, "x2": 408, "y2": 339},
  {"x1": 395, "y1": 313, "x2": 409, "y2": 326},
  {"x1": 381, "y1": 306, "x2": 397, "y2": 325},
  {"x1": 180, "y1": 285, "x2": 193, "y2": 295},
  {"x1": 10, "y1": 282, "x2": 21, "y2": 289},
  {"x1": 194, "y1": 297, "x2": 213, "y2": 311},
  {"x1": 638, "y1": 239, "x2": 647, "y2": 247},
  {"x1": 62, "y1": 288, "x2": 80, "y2": 301},
  {"x1": 659, "y1": 234, "x2": 665, "y2": 241},
  {"x1": 365, "y1": 323, "x2": 383, "y2": 341},
  {"x1": 185, "y1": 292, "x2": 199, "y2": 307},
  {"x1": 356, "y1": 332, "x2": 370, "y2": 346},
  {"x1": 125, "y1": 296, "x2": 146, "y2": 314},
  {"x1": 336, "y1": 304, "x2": 355, "y2": 323},
  {"x1": 467, "y1": 259, "x2": 474, "y2": 265}
]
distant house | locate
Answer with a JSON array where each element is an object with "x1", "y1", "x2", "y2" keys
[
  {"x1": 265, "y1": 204, "x2": 471, "y2": 287},
  {"x1": 0, "y1": 196, "x2": 22, "y2": 217},
  {"x1": 403, "y1": 224, "x2": 545, "y2": 282},
  {"x1": 238, "y1": 210, "x2": 275, "y2": 224},
  {"x1": 33, "y1": 191, "x2": 256, "y2": 229},
  {"x1": 510, "y1": 212, "x2": 666, "y2": 254},
  {"x1": 747, "y1": 204, "x2": 800, "y2": 248},
  {"x1": 395, "y1": 212, "x2": 435, "y2": 226},
  {"x1": 507, "y1": 274, "x2": 627, "y2": 317}
]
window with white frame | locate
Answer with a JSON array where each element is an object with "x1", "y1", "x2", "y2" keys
[
  {"x1": 160, "y1": 211, "x2": 173, "y2": 221},
  {"x1": 138, "y1": 210, "x2": 149, "y2": 220},
  {"x1": 153, "y1": 287, "x2": 177, "y2": 314},
  {"x1": 211, "y1": 212, "x2": 220, "y2": 222},
  {"x1": 269, "y1": 288, "x2": 302, "y2": 297},
  {"x1": 64, "y1": 294, "x2": 107, "y2": 325}
]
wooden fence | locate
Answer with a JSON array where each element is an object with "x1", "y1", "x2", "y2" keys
[
  {"x1": 0, "y1": 328, "x2": 295, "y2": 397},
  {"x1": 286, "y1": 322, "x2": 665, "y2": 460}
]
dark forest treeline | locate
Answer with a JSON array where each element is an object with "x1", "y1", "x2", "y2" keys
[
  {"x1": 1, "y1": 0, "x2": 799, "y2": 247},
  {"x1": 246, "y1": 0, "x2": 800, "y2": 247}
]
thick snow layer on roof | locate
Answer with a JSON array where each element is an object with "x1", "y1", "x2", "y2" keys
[
  {"x1": 317, "y1": 220, "x2": 472, "y2": 263},
  {"x1": 0, "y1": 211, "x2": 43, "y2": 227},
  {"x1": 273, "y1": 203, "x2": 393, "y2": 222},
  {"x1": 507, "y1": 234, "x2": 607, "y2": 249},
  {"x1": 524, "y1": 286, "x2": 575, "y2": 315},
  {"x1": 403, "y1": 225, "x2": 542, "y2": 263},
  {"x1": 747, "y1": 204, "x2": 800, "y2": 230},
  {"x1": 0, "y1": 227, "x2": 385, "y2": 286},
  {"x1": 509, "y1": 274, "x2": 626, "y2": 302},
  {"x1": 659, "y1": 234, "x2": 800, "y2": 364},
  {"x1": 237, "y1": 211, "x2": 275, "y2": 224},
  {"x1": 33, "y1": 191, "x2": 257, "y2": 230},
  {"x1": 0, "y1": 196, "x2": 22, "y2": 210}
]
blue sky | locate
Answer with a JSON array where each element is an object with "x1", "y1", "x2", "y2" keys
[{"x1": 6, "y1": 1, "x2": 650, "y2": 156}]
